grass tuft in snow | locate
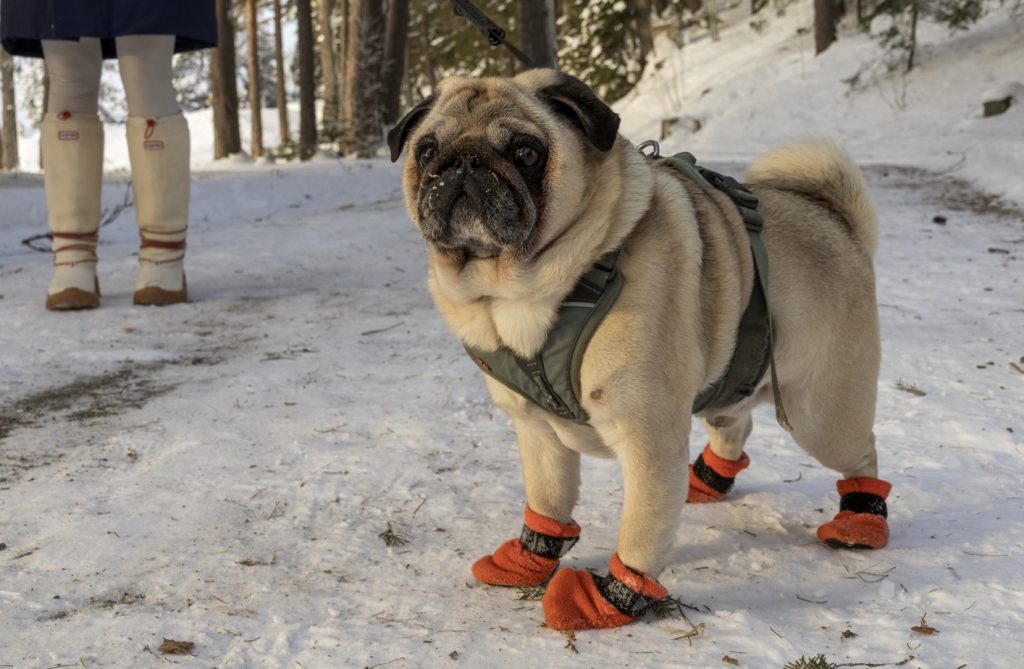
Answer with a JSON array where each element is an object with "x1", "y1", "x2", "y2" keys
[
  {"x1": 783, "y1": 655, "x2": 836, "y2": 669},
  {"x1": 378, "y1": 522, "x2": 410, "y2": 548},
  {"x1": 649, "y1": 594, "x2": 685, "y2": 619},
  {"x1": 894, "y1": 379, "x2": 926, "y2": 396},
  {"x1": 561, "y1": 630, "x2": 579, "y2": 654},
  {"x1": 516, "y1": 585, "x2": 545, "y2": 601}
]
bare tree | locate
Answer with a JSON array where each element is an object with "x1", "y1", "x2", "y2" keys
[
  {"x1": 382, "y1": 0, "x2": 410, "y2": 124},
  {"x1": 815, "y1": 0, "x2": 838, "y2": 54},
  {"x1": 273, "y1": 0, "x2": 290, "y2": 145},
  {"x1": 1, "y1": 48, "x2": 18, "y2": 171},
  {"x1": 212, "y1": 0, "x2": 242, "y2": 158},
  {"x1": 317, "y1": 0, "x2": 341, "y2": 139},
  {"x1": 297, "y1": 0, "x2": 318, "y2": 159},
  {"x1": 245, "y1": 0, "x2": 264, "y2": 157},
  {"x1": 520, "y1": 0, "x2": 558, "y2": 69}
]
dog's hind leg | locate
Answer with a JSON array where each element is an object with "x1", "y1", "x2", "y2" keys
[
  {"x1": 782, "y1": 323, "x2": 892, "y2": 549},
  {"x1": 471, "y1": 417, "x2": 582, "y2": 588},
  {"x1": 689, "y1": 410, "x2": 755, "y2": 503}
]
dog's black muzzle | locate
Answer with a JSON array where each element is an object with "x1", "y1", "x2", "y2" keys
[{"x1": 417, "y1": 150, "x2": 534, "y2": 257}]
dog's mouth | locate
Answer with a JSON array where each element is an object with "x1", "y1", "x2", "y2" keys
[{"x1": 428, "y1": 195, "x2": 504, "y2": 259}]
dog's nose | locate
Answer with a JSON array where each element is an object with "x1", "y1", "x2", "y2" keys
[{"x1": 438, "y1": 153, "x2": 479, "y2": 173}]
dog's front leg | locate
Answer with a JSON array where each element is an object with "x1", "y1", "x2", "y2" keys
[
  {"x1": 542, "y1": 413, "x2": 686, "y2": 630},
  {"x1": 471, "y1": 416, "x2": 582, "y2": 588}
]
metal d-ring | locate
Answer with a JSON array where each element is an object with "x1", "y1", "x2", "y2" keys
[{"x1": 636, "y1": 140, "x2": 660, "y2": 158}]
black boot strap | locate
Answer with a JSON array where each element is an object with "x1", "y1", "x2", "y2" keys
[
  {"x1": 840, "y1": 492, "x2": 888, "y2": 518},
  {"x1": 594, "y1": 572, "x2": 659, "y2": 618},
  {"x1": 519, "y1": 525, "x2": 579, "y2": 560},
  {"x1": 692, "y1": 453, "x2": 737, "y2": 495}
]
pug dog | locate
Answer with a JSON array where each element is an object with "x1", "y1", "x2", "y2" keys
[{"x1": 388, "y1": 69, "x2": 891, "y2": 631}]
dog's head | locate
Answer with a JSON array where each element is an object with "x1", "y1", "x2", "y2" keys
[{"x1": 389, "y1": 69, "x2": 620, "y2": 263}]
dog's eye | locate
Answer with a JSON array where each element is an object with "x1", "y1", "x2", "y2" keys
[
  {"x1": 416, "y1": 141, "x2": 438, "y2": 168},
  {"x1": 515, "y1": 146, "x2": 541, "y2": 168}
]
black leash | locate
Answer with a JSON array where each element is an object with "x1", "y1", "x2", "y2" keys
[{"x1": 450, "y1": 0, "x2": 537, "y2": 69}]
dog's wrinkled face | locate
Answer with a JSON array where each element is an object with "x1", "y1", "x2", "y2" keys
[{"x1": 389, "y1": 70, "x2": 621, "y2": 263}]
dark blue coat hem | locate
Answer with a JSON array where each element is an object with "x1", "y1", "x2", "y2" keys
[{"x1": 2, "y1": 35, "x2": 214, "y2": 59}]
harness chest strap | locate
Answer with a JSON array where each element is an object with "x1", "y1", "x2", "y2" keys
[{"x1": 465, "y1": 249, "x2": 622, "y2": 424}]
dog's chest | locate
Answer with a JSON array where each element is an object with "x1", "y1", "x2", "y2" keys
[{"x1": 489, "y1": 298, "x2": 561, "y2": 359}]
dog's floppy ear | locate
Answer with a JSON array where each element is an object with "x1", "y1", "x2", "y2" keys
[
  {"x1": 538, "y1": 73, "x2": 620, "y2": 152},
  {"x1": 387, "y1": 95, "x2": 436, "y2": 162}
]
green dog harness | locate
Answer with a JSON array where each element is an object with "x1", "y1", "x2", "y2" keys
[
  {"x1": 464, "y1": 151, "x2": 792, "y2": 429},
  {"x1": 465, "y1": 250, "x2": 623, "y2": 423}
]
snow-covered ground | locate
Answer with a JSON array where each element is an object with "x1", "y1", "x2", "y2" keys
[{"x1": 2, "y1": 2, "x2": 1023, "y2": 667}]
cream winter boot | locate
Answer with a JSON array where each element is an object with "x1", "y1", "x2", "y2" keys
[
  {"x1": 127, "y1": 114, "x2": 190, "y2": 306},
  {"x1": 42, "y1": 111, "x2": 104, "y2": 310}
]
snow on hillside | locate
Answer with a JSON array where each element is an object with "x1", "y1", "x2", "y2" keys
[
  {"x1": 617, "y1": 1, "x2": 1024, "y2": 203},
  {"x1": 2, "y1": 3, "x2": 1023, "y2": 668}
]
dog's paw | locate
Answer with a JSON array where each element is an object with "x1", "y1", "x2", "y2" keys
[
  {"x1": 817, "y1": 477, "x2": 892, "y2": 549},
  {"x1": 542, "y1": 554, "x2": 667, "y2": 630},
  {"x1": 472, "y1": 505, "x2": 581, "y2": 586},
  {"x1": 472, "y1": 539, "x2": 559, "y2": 586},
  {"x1": 687, "y1": 468, "x2": 729, "y2": 503},
  {"x1": 687, "y1": 445, "x2": 750, "y2": 503},
  {"x1": 817, "y1": 511, "x2": 889, "y2": 549}
]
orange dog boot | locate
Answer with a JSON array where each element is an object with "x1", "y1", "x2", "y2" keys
[
  {"x1": 472, "y1": 506, "x2": 580, "y2": 587},
  {"x1": 542, "y1": 554, "x2": 668, "y2": 630},
  {"x1": 688, "y1": 444, "x2": 750, "y2": 503},
  {"x1": 817, "y1": 477, "x2": 892, "y2": 549}
]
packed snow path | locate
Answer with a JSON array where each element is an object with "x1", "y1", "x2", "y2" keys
[{"x1": 1, "y1": 160, "x2": 1021, "y2": 668}]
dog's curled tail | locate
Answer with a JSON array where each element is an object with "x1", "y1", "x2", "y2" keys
[{"x1": 745, "y1": 140, "x2": 878, "y2": 256}]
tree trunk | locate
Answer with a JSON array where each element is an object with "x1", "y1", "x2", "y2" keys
[
  {"x1": 706, "y1": 0, "x2": 720, "y2": 41},
  {"x1": 1, "y1": 48, "x2": 18, "y2": 171},
  {"x1": 245, "y1": 0, "x2": 263, "y2": 158},
  {"x1": 519, "y1": 0, "x2": 558, "y2": 69},
  {"x1": 212, "y1": 0, "x2": 242, "y2": 159},
  {"x1": 340, "y1": 0, "x2": 384, "y2": 157},
  {"x1": 634, "y1": 0, "x2": 655, "y2": 68},
  {"x1": 39, "y1": 69, "x2": 49, "y2": 169},
  {"x1": 338, "y1": 0, "x2": 350, "y2": 130},
  {"x1": 273, "y1": 0, "x2": 290, "y2": 145},
  {"x1": 354, "y1": 0, "x2": 384, "y2": 158},
  {"x1": 317, "y1": 0, "x2": 341, "y2": 139},
  {"x1": 420, "y1": 10, "x2": 437, "y2": 90},
  {"x1": 905, "y1": 2, "x2": 919, "y2": 73},
  {"x1": 339, "y1": 0, "x2": 360, "y2": 155},
  {"x1": 382, "y1": 0, "x2": 410, "y2": 124},
  {"x1": 814, "y1": 0, "x2": 838, "y2": 55},
  {"x1": 297, "y1": 0, "x2": 318, "y2": 159}
]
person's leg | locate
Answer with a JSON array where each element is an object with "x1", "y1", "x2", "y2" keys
[
  {"x1": 115, "y1": 35, "x2": 179, "y2": 118},
  {"x1": 40, "y1": 38, "x2": 104, "y2": 309},
  {"x1": 116, "y1": 35, "x2": 190, "y2": 305}
]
